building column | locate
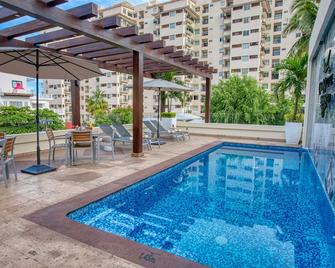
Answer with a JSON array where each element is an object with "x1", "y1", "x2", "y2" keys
[
  {"x1": 132, "y1": 51, "x2": 144, "y2": 157},
  {"x1": 205, "y1": 77, "x2": 211, "y2": 123},
  {"x1": 70, "y1": 80, "x2": 81, "y2": 127}
]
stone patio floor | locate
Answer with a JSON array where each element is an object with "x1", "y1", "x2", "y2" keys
[{"x1": 0, "y1": 136, "x2": 289, "y2": 267}]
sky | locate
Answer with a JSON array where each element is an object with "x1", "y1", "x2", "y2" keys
[{"x1": 0, "y1": 0, "x2": 148, "y2": 29}]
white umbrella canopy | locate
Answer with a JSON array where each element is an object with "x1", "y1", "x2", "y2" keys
[
  {"x1": 143, "y1": 79, "x2": 193, "y2": 145},
  {"x1": 143, "y1": 78, "x2": 193, "y2": 92},
  {"x1": 0, "y1": 47, "x2": 103, "y2": 175},
  {"x1": 0, "y1": 47, "x2": 103, "y2": 79}
]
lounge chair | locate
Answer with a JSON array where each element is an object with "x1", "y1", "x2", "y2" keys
[
  {"x1": 151, "y1": 119, "x2": 190, "y2": 140},
  {"x1": 112, "y1": 123, "x2": 152, "y2": 151},
  {"x1": 99, "y1": 125, "x2": 116, "y2": 159},
  {"x1": 143, "y1": 120, "x2": 184, "y2": 142}
]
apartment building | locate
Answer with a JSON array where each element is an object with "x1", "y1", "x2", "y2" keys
[
  {"x1": 45, "y1": 0, "x2": 297, "y2": 120},
  {"x1": 0, "y1": 73, "x2": 51, "y2": 109}
]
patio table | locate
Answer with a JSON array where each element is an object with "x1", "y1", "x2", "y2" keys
[{"x1": 64, "y1": 131, "x2": 101, "y2": 166}]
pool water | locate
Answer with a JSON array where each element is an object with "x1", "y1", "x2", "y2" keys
[{"x1": 68, "y1": 143, "x2": 335, "y2": 267}]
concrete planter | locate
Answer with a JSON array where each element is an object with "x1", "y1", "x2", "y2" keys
[
  {"x1": 161, "y1": 117, "x2": 177, "y2": 129},
  {"x1": 285, "y1": 122, "x2": 302, "y2": 145}
]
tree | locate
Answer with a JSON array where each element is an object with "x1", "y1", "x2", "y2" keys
[
  {"x1": 211, "y1": 76, "x2": 276, "y2": 125},
  {"x1": 94, "y1": 107, "x2": 132, "y2": 126},
  {"x1": 153, "y1": 71, "x2": 190, "y2": 112},
  {"x1": 284, "y1": 0, "x2": 319, "y2": 55},
  {"x1": 86, "y1": 88, "x2": 109, "y2": 117},
  {"x1": 0, "y1": 106, "x2": 64, "y2": 134},
  {"x1": 274, "y1": 53, "x2": 308, "y2": 121}
]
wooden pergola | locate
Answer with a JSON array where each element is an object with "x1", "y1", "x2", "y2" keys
[{"x1": 0, "y1": 0, "x2": 216, "y2": 156}]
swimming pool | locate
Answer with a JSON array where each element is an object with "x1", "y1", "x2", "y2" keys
[{"x1": 67, "y1": 143, "x2": 335, "y2": 267}]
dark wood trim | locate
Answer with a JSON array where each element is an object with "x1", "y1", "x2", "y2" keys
[
  {"x1": 205, "y1": 77, "x2": 211, "y2": 123},
  {"x1": 70, "y1": 80, "x2": 81, "y2": 127},
  {"x1": 132, "y1": 51, "x2": 144, "y2": 156}
]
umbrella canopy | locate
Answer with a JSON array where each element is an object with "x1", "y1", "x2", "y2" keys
[
  {"x1": 143, "y1": 79, "x2": 193, "y2": 145},
  {"x1": 143, "y1": 78, "x2": 193, "y2": 92},
  {"x1": 0, "y1": 47, "x2": 103, "y2": 79},
  {"x1": 0, "y1": 47, "x2": 102, "y2": 175}
]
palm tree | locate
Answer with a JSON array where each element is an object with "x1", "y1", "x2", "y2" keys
[
  {"x1": 86, "y1": 88, "x2": 109, "y2": 117},
  {"x1": 274, "y1": 53, "x2": 308, "y2": 121},
  {"x1": 153, "y1": 71, "x2": 190, "y2": 112},
  {"x1": 284, "y1": 0, "x2": 319, "y2": 55}
]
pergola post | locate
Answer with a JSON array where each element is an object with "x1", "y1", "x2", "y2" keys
[
  {"x1": 132, "y1": 51, "x2": 144, "y2": 157},
  {"x1": 70, "y1": 80, "x2": 81, "y2": 127},
  {"x1": 205, "y1": 77, "x2": 211, "y2": 123}
]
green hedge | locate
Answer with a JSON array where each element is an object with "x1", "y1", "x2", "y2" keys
[
  {"x1": 161, "y1": 112, "x2": 176, "y2": 118},
  {"x1": 0, "y1": 106, "x2": 64, "y2": 134},
  {"x1": 94, "y1": 107, "x2": 133, "y2": 126}
]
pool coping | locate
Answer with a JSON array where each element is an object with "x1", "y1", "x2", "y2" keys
[{"x1": 24, "y1": 140, "x2": 223, "y2": 268}]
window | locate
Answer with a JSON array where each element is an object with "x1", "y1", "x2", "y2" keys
[
  {"x1": 251, "y1": 15, "x2": 259, "y2": 20},
  {"x1": 194, "y1": 40, "x2": 200, "y2": 45},
  {"x1": 169, "y1": 23, "x2": 176, "y2": 29},
  {"x1": 275, "y1": 0, "x2": 283, "y2": 7},
  {"x1": 242, "y1": 43, "x2": 250, "y2": 49},
  {"x1": 233, "y1": 5, "x2": 243, "y2": 10},
  {"x1": 233, "y1": 18, "x2": 243, "y2": 23},
  {"x1": 232, "y1": 44, "x2": 242, "y2": 48},
  {"x1": 194, "y1": 29, "x2": 200, "y2": 35},
  {"x1": 242, "y1": 55, "x2": 249, "y2": 62},
  {"x1": 274, "y1": 11, "x2": 282, "y2": 20},
  {"x1": 243, "y1": 17, "x2": 250, "y2": 23},
  {"x1": 250, "y1": 29, "x2": 259, "y2": 33},
  {"x1": 244, "y1": 3, "x2": 250, "y2": 10},
  {"x1": 169, "y1": 35, "x2": 175, "y2": 40},
  {"x1": 296, "y1": 32, "x2": 301, "y2": 38},
  {"x1": 272, "y1": 59, "x2": 280, "y2": 67},
  {"x1": 272, "y1": 71, "x2": 279, "y2": 79},
  {"x1": 232, "y1": 31, "x2": 242, "y2": 36},
  {"x1": 263, "y1": 72, "x2": 269, "y2": 78},
  {"x1": 249, "y1": 67, "x2": 257, "y2": 72},
  {"x1": 250, "y1": 55, "x2": 258, "y2": 59},
  {"x1": 169, "y1": 11, "x2": 176, "y2": 17},
  {"x1": 243, "y1": 30, "x2": 249, "y2": 36},
  {"x1": 262, "y1": 83, "x2": 269, "y2": 89},
  {"x1": 263, "y1": 59, "x2": 269, "y2": 65},
  {"x1": 274, "y1": 23, "x2": 282, "y2": 32},
  {"x1": 231, "y1": 69, "x2": 241, "y2": 73},
  {"x1": 242, "y1": 68, "x2": 248, "y2": 76},
  {"x1": 250, "y1": 42, "x2": 259, "y2": 46},
  {"x1": 273, "y1": 47, "x2": 280, "y2": 56},
  {"x1": 232, "y1": 56, "x2": 241, "y2": 60},
  {"x1": 273, "y1": 35, "x2": 281, "y2": 44}
]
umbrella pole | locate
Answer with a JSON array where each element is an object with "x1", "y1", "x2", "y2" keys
[
  {"x1": 36, "y1": 49, "x2": 41, "y2": 165},
  {"x1": 157, "y1": 88, "x2": 160, "y2": 147}
]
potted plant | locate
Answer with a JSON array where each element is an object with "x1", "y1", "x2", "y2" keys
[
  {"x1": 284, "y1": 113, "x2": 303, "y2": 145},
  {"x1": 161, "y1": 112, "x2": 177, "y2": 129}
]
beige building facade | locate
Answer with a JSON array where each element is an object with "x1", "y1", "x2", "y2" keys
[{"x1": 45, "y1": 0, "x2": 297, "y2": 120}]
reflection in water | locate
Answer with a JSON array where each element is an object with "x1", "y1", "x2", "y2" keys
[{"x1": 69, "y1": 144, "x2": 335, "y2": 268}]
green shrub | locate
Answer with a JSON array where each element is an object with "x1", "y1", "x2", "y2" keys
[
  {"x1": 161, "y1": 112, "x2": 176, "y2": 118},
  {"x1": 0, "y1": 106, "x2": 64, "y2": 134},
  {"x1": 285, "y1": 113, "x2": 304, "y2": 123},
  {"x1": 94, "y1": 107, "x2": 133, "y2": 126}
]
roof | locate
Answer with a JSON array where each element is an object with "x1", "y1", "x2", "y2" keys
[{"x1": 0, "y1": 0, "x2": 216, "y2": 79}]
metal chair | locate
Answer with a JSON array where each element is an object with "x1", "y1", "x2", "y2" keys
[
  {"x1": 46, "y1": 128, "x2": 67, "y2": 164},
  {"x1": 0, "y1": 136, "x2": 17, "y2": 186},
  {"x1": 71, "y1": 131, "x2": 94, "y2": 165}
]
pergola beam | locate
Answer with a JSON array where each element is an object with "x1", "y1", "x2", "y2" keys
[
  {"x1": 0, "y1": 0, "x2": 212, "y2": 77},
  {"x1": 0, "y1": 3, "x2": 99, "y2": 39}
]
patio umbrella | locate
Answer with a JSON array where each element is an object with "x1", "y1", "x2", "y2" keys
[
  {"x1": 143, "y1": 79, "x2": 193, "y2": 144},
  {"x1": 0, "y1": 47, "x2": 103, "y2": 175}
]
